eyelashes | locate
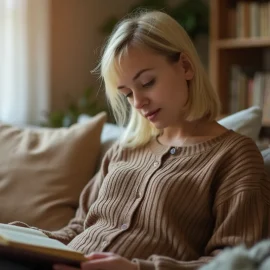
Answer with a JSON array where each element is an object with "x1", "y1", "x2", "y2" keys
[
  {"x1": 124, "y1": 79, "x2": 156, "y2": 99},
  {"x1": 142, "y1": 78, "x2": 155, "y2": 88},
  {"x1": 125, "y1": 93, "x2": 132, "y2": 98}
]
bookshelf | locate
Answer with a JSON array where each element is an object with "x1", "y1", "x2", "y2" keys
[{"x1": 210, "y1": 0, "x2": 270, "y2": 142}]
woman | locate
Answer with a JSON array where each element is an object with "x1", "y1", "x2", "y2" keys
[{"x1": 8, "y1": 10, "x2": 270, "y2": 270}]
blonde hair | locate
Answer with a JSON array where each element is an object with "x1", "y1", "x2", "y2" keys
[{"x1": 96, "y1": 10, "x2": 220, "y2": 148}]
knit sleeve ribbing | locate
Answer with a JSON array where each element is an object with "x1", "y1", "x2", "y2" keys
[
  {"x1": 205, "y1": 137, "x2": 270, "y2": 254},
  {"x1": 133, "y1": 187, "x2": 270, "y2": 270}
]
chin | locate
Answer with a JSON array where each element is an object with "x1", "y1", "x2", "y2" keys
[{"x1": 151, "y1": 122, "x2": 168, "y2": 130}]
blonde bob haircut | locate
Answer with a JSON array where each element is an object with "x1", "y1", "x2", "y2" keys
[{"x1": 96, "y1": 10, "x2": 221, "y2": 148}]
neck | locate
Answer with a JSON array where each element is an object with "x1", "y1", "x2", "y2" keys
[
  {"x1": 158, "y1": 119, "x2": 210, "y2": 147},
  {"x1": 162, "y1": 120, "x2": 200, "y2": 139}
]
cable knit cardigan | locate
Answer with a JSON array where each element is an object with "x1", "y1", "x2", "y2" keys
[{"x1": 13, "y1": 130, "x2": 270, "y2": 270}]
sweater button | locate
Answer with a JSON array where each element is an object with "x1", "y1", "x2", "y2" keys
[
  {"x1": 153, "y1": 161, "x2": 159, "y2": 167},
  {"x1": 170, "y1": 147, "x2": 176, "y2": 154},
  {"x1": 121, "y1": 224, "x2": 128, "y2": 230}
]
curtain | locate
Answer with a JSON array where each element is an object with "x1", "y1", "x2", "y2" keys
[{"x1": 0, "y1": 0, "x2": 50, "y2": 125}]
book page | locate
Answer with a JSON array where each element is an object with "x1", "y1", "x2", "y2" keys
[
  {"x1": 0, "y1": 223, "x2": 48, "y2": 238},
  {"x1": 0, "y1": 229, "x2": 75, "y2": 252}
]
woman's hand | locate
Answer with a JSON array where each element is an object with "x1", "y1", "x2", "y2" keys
[{"x1": 53, "y1": 252, "x2": 139, "y2": 270}]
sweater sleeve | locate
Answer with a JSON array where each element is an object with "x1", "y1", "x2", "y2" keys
[
  {"x1": 132, "y1": 138, "x2": 270, "y2": 270},
  {"x1": 10, "y1": 142, "x2": 119, "y2": 245}
]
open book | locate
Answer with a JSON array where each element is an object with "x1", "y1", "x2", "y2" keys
[{"x1": 0, "y1": 223, "x2": 87, "y2": 267}]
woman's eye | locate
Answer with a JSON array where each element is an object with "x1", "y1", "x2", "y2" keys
[
  {"x1": 125, "y1": 92, "x2": 133, "y2": 98},
  {"x1": 142, "y1": 79, "x2": 155, "y2": 88}
]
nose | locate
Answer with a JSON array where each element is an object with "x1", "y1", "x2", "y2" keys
[{"x1": 133, "y1": 91, "x2": 148, "y2": 109}]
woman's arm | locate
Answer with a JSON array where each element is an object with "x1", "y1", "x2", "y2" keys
[
  {"x1": 62, "y1": 138, "x2": 269, "y2": 270},
  {"x1": 56, "y1": 137, "x2": 269, "y2": 270},
  {"x1": 131, "y1": 138, "x2": 270, "y2": 270},
  {"x1": 132, "y1": 188, "x2": 269, "y2": 270}
]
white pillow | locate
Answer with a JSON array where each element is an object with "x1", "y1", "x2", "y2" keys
[
  {"x1": 78, "y1": 114, "x2": 124, "y2": 167},
  {"x1": 78, "y1": 114, "x2": 123, "y2": 143},
  {"x1": 218, "y1": 106, "x2": 262, "y2": 141}
]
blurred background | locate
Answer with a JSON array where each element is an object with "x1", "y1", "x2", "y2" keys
[
  {"x1": 0, "y1": 0, "x2": 209, "y2": 127},
  {"x1": 0, "y1": 0, "x2": 269, "y2": 137}
]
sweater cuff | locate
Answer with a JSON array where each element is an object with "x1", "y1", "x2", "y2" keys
[
  {"x1": 9, "y1": 221, "x2": 31, "y2": 228},
  {"x1": 132, "y1": 259, "x2": 155, "y2": 270},
  {"x1": 9, "y1": 221, "x2": 55, "y2": 238}
]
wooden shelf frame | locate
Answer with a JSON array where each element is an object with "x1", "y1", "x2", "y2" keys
[
  {"x1": 216, "y1": 38, "x2": 270, "y2": 49},
  {"x1": 209, "y1": 0, "x2": 270, "y2": 118}
]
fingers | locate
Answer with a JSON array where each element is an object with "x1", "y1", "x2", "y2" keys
[
  {"x1": 81, "y1": 256, "x2": 118, "y2": 269},
  {"x1": 52, "y1": 253, "x2": 116, "y2": 270},
  {"x1": 53, "y1": 253, "x2": 137, "y2": 270},
  {"x1": 86, "y1": 252, "x2": 115, "y2": 260}
]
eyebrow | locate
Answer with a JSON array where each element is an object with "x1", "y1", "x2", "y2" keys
[{"x1": 117, "y1": 68, "x2": 153, "y2": 90}]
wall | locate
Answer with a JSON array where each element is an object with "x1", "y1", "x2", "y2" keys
[
  {"x1": 50, "y1": 0, "x2": 209, "y2": 112},
  {"x1": 50, "y1": 0, "x2": 138, "y2": 111}
]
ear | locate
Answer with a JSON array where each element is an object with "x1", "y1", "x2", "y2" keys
[{"x1": 179, "y1": 53, "x2": 194, "y2": 81}]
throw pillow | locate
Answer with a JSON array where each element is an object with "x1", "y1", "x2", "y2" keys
[
  {"x1": 77, "y1": 114, "x2": 123, "y2": 143},
  {"x1": 0, "y1": 112, "x2": 107, "y2": 230},
  {"x1": 218, "y1": 106, "x2": 262, "y2": 141}
]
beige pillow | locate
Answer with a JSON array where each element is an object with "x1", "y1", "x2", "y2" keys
[{"x1": 0, "y1": 112, "x2": 107, "y2": 230}]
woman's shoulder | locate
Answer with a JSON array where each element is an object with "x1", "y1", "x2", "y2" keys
[
  {"x1": 212, "y1": 130, "x2": 265, "y2": 173},
  {"x1": 213, "y1": 131, "x2": 268, "y2": 203},
  {"x1": 220, "y1": 130, "x2": 261, "y2": 154}
]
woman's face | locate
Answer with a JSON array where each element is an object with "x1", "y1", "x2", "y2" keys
[{"x1": 116, "y1": 46, "x2": 194, "y2": 129}]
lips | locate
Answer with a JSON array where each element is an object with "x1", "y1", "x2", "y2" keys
[
  {"x1": 144, "y1": 109, "x2": 160, "y2": 118},
  {"x1": 143, "y1": 109, "x2": 161, "y2": 121}
]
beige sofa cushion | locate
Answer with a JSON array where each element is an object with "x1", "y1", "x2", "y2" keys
[{"x1": 0, "y1": 112, "x2": 106, "y2": 230}]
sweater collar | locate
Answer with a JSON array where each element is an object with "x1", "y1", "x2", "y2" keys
[{"x1": 149, "y1": 129, "x2": 234, "y2": 157}]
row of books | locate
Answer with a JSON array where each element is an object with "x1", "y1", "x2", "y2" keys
[
  {"x1": 228, "y1": 1, "x2": 270, "y2": 38},
  {"x1": 229, "y1": 65, "x2": 270, "y2": 125}
]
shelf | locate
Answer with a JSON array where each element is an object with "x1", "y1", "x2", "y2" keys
[
  {"x1": 216, "y1": 38, "x2": 270, "y2": 49},
  {"x1": 210, "y1": 0, "x2": 270, "y2": 140}
]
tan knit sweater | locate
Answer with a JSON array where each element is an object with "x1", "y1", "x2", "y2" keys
[{"x1": 17, "y1": 130, "x2": 270, "y2": 270}]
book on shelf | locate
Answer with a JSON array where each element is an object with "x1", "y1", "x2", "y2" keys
[
  {"x1": 0, "y1": 223, "x2": 87, "y2": 267},
  {"x1": 229, "y1": 0, "x2": 270, "y2": 38},
  {"x1": 229, "y1": 65, "x2": 270, "y2": 126},
  {"x1": 250, "y1": 1, "x2": 260, "y2": 37}
]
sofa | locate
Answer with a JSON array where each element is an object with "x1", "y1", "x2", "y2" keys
[{"x1": 0, "y1": 106, "x2": 269, "y2": 232}]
